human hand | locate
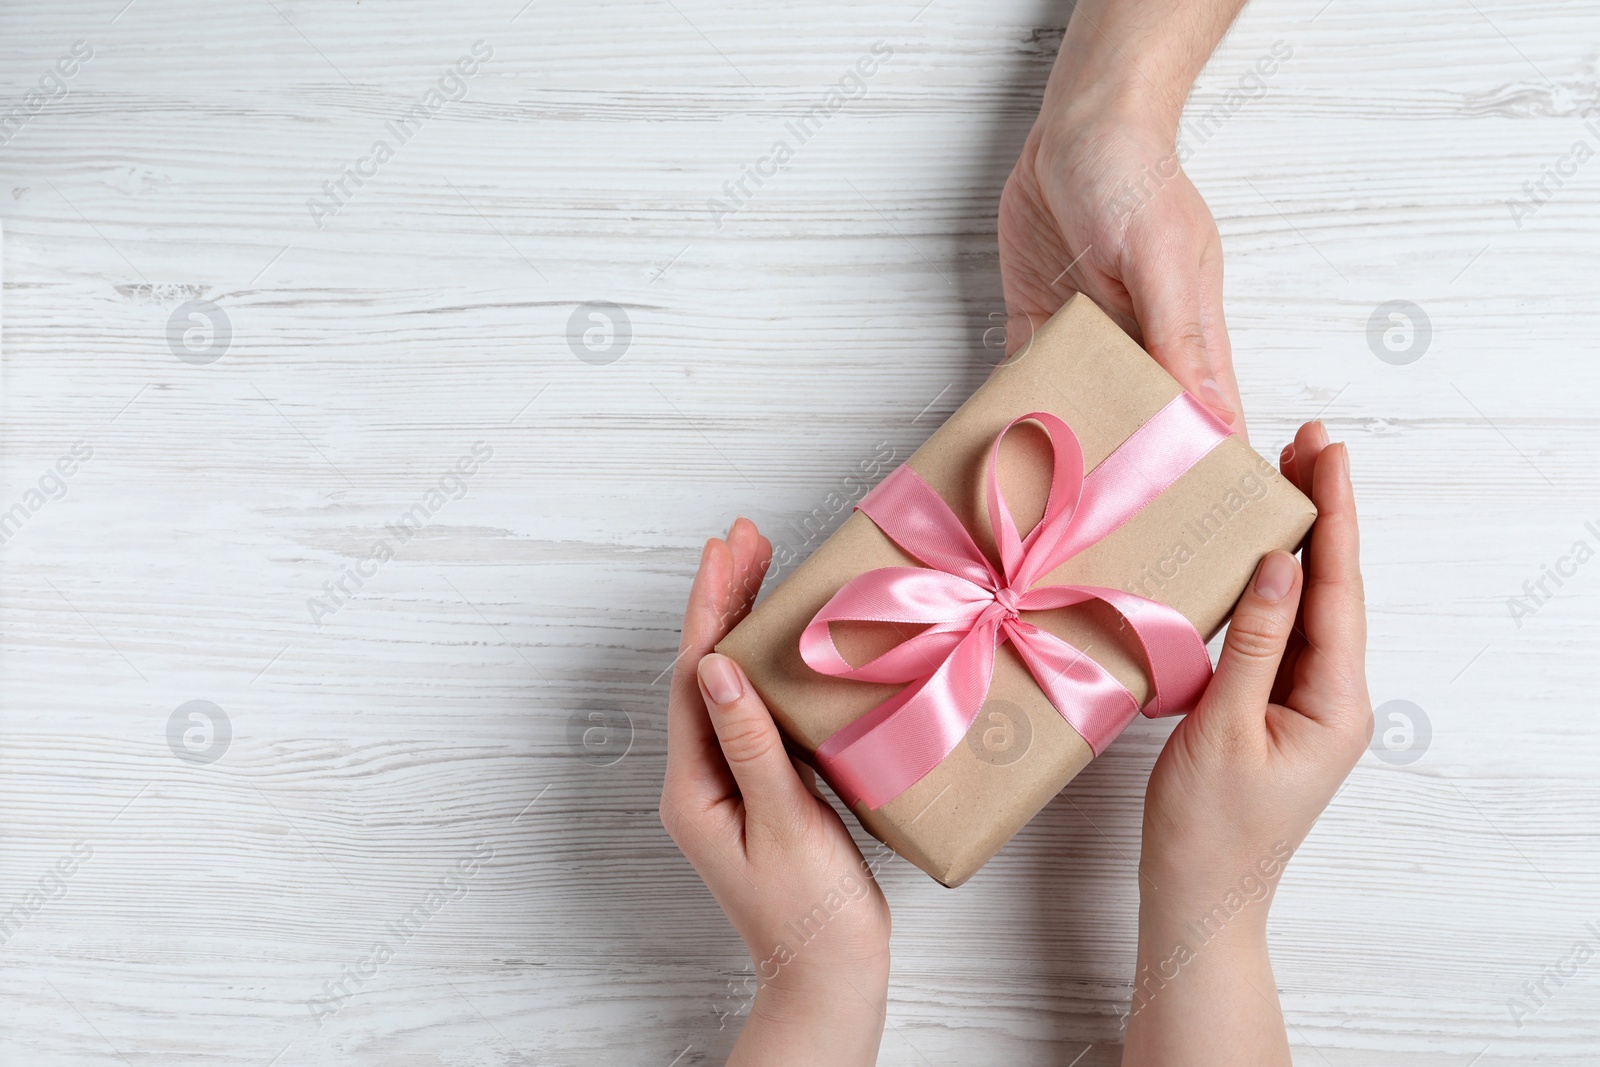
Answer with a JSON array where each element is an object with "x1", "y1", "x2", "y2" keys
[
  {"x1": 1000, "y1": 109, "x2": 1243, "y2": 436},
  {"x1": 1120, "y1": 423, "x2": 1368, "y2": 1065},
  {"x1": 660, "y1": 518, "x2": 890, "y2": 1066},
  {"x1": 1140, "y1": 420, "x2": 1371, "y2": 914},
  {"x1": 999, "y1": 0, "x2": 1251, "y2": 439}
]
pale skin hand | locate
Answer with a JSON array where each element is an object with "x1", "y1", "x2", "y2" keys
[
  {"x1": 660, "y1": 518, "x2": 891, "y2": 1067},
  {"x1": 1000, "y1": 0, "x2": 1251, "y2": 436},
  {"x1": 1123, "y1": 422, "x2": 1372, "y2": 1066},
  {"x1": 661, "y1": 446, "x2": 1362, "y2": 1067},
  {"x1": 671, "y1": 6, "x2": 1331, "y2": 1058},
  {"x1": 1000, "y1": 6, "x2": 1369, "y2": 1058}
]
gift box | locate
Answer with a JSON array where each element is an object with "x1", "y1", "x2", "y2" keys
[{"x1": 716, "y1": 294, "x2": 1316, "y2": 886}]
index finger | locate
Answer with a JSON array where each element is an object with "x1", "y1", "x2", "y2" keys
[
  {"x1": 1294, "y1": 443, "x2": 1369, "y2": 712},
  {"x1": 664, "y1": 521, "x2": 771, "y2": 799}
]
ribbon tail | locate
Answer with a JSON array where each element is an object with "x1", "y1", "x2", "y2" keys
[
  {"x1": 814, "y1": 621, "x2": 999, "y2": 810},
  {"x1": 1015, "y1": 583, "x2": 1214, "y2": 719},
  {"x1": 1082, "y1": 588, "x2": 1213, "y2": 717},
  {"x1": 1005, "y1": 621, "x2": 1140, "y2": 755}
]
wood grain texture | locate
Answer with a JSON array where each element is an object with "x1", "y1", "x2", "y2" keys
[{"x1": 2, "y1": 0, "x2": 1598, "y2": 1062}]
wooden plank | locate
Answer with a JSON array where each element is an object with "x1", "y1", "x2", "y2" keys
[{"x1": 2, "y1": 0, "x2": 1599, "y2": 1062}]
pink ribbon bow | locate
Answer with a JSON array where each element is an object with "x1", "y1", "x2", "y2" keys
[{"x1": 800, "y1": 392, "x2": 1234, "y2": 810}]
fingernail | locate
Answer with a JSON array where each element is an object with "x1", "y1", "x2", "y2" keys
[
  {"x1": 1254, "y1": 552, "x2": 1296, "y2": 602},
  {"x1": 1199, "y1": 378, "x2": 1235, "y2": 423},
  {"x1": 1338, "y1": 443, "x2": 1350, "y2": 478},
  {"x1": 1280, "y1": 441, "x2": 1296, "y2": 465},
  {"x1": 699, "y1": 654, "x2": 743, "y2": 705}
]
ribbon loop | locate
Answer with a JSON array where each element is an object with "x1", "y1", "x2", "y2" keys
[
  {"x1": 986, "y1": 412, "x2": 1084, "y2": 588},
  {"x1": 801, "y1": 392, "x2": 1234, "y2": 810}
]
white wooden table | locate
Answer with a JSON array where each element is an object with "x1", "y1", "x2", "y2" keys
[{"x1": 2, "y1": 1, "x2": 1597, "y2": 1063}]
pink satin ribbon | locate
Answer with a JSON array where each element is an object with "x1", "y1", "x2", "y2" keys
[{"x1": 800, "y1": 393, "x2": 1234, "y2": 810}]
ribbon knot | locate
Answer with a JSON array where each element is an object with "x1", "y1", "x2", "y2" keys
[
  {"x1": 799, "y1": 393, "x2": 1235, "y2": 811},
  {"x1": 992, "y1": 586, "x2": 1022, "y2": 619}
]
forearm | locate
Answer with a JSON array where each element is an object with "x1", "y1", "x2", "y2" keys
[
  {"x1": 1042, "y1": 0, "x2": 1250, "y2": 134},
  {"x1": 1121, "y1": 898, "x2": 1288, "y2": 1066}
]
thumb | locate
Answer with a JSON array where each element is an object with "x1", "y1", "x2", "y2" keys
[
  {"x1": 1122, "y1": 220, "x2": 1243, "y2": 437},
  {"x1": 696, "y1": 653, "x2": 813, "y2": 831},
  {"x1": 1200, "y1": 551, "x2": 1303, "y2": 729}
]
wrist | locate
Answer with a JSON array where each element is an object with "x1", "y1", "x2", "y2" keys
[
  {"x1": 1129, "y1": 892, "x2": 1270, "y2": 1009},
  {"x1": 1030, "y1": 75, "x2": 1183, "y2": 195},
  {"x1": 757, "y1": 948, "x2": 889, "y2": 1006},
  {"x1": 1038, "y1": 0, "x2": 1243, "y2": 145},
  {"x1": 1138, "y1": 887, "x2": 1271, "y2": 951},
  {"x1": 734, "y1": 968, "x2": 888, "y2": 1067},
  {"x1": 1135, "y1": 853, "x2": 1288, "y2": 954},
  {"x1": 753, "y1": 975, "x2": 887, "y2": 1024},
  {"x1": 1039, "y1": 65, "x2": 1181, "y2": 146}
]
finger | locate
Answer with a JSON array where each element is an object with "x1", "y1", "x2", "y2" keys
[
  {"x1": 1291, "y1": 443, "x2": 1368, "y2": 719},
  {"x1": 665, "y1": 521, "x2": 776, "y2": 797},
  {"x1": 1282, "y1": 419, "x2": 1329, "y2": 567},
  {"x1": 1291, "y1": 420, "x2": 1329, "y2": 497},
  {"x1": 665, "y1": 538, "x2": 740, "y2": 800},
  {"x1": 697, "y1": 653, "x2": 814, "y2": 833},
  {"x1": 1272, "y1": 423, "x2": 1328, "y2": 707},
  {"x1": 1122, "y1": 220, "x2": 1243, "y2": 438},
  {"x1": 1199, "y1": 551, "x2": 1304, "y2": 735},
  {"x1": 725, "y1": 517, "x2": 771, "y2": 626}
]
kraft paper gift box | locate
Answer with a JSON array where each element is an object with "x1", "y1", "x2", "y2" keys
[{"x1": 716, "y1": 294, "x2": 1316, "y2": 887}]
